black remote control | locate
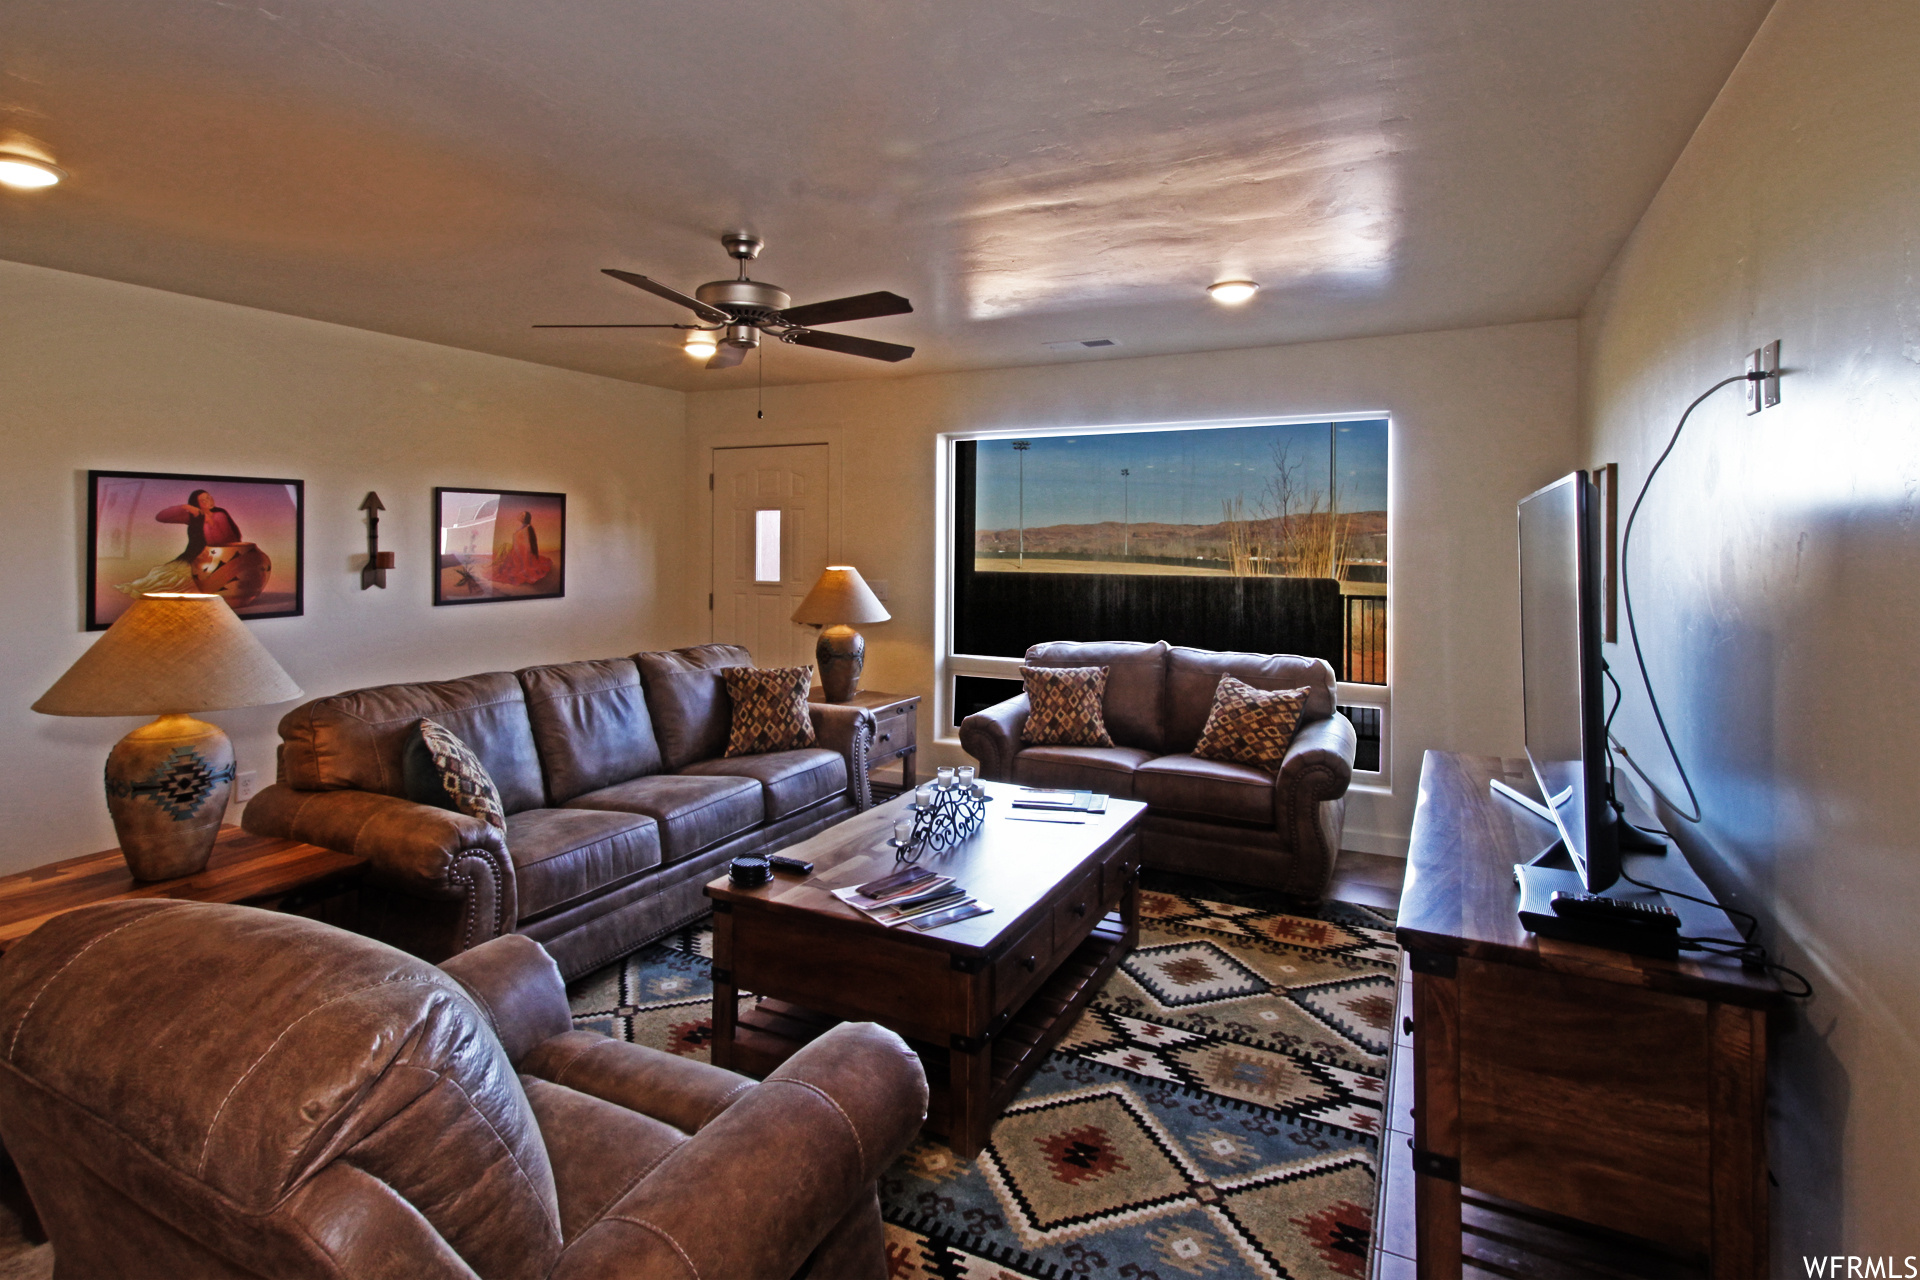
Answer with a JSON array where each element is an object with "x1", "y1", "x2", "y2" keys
[
  {"x1": 1549, "y1": 891, "x2": 1680, "y2": 931},
  {"x1": 767, "y1": 854, "x2": 814, "y2": 875}
]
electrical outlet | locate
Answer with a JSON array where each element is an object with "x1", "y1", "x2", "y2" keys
[
  {"x1": 868, "y1": 579, "x2": 890, "y2": 602},
  {"x1": 1746, "y1": 341, "x2": 1783, "y2": 413},
  {"x1": 235, "y1": 770, "x2": 259, "y2": 804}
]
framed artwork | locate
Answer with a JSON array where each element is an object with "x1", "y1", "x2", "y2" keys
[
  {"x1": 433, "y1": 488, "x2": 566, "y2": 606},
  {"x1": 87, "y1": 470, "x2": 304, "y2": 631}
]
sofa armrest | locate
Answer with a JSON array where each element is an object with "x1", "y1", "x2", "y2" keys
[
  {"x1": 959, "y1": 693, "x2": 1030, "y2": 782},
  {"x1": 242, "y1": 784, "x2": 517, "y2": 946},
  {"x1": 438, "y1": 934, "x2": 571, "y2": 1067},
  {"x1": 548, "y1": 1022, "x2": 927, "y2": 1280},
  {"x1": 1274, "y1": 713, "x2": 1358, "y2": 898},
  {"x1": 808, "y1": 701, "x2": 875, "y2": 810}
]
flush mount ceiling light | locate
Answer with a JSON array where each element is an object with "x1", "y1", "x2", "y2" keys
[
  {"x1": 683, "y1": 331, "x2": 719, "y2": 360},
  {"x1": 0, "y1": 153, "x2": 65, "y2": 190},
  {"x1": 1207, "y1": 280, "x2": 1260, "y2": 305}
]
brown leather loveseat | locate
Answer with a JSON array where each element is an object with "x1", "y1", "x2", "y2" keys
[
  {"x1": 960, "y1": 641, "x2": 1357, "y2": 900},
  {"x1": 0, "y1": 900, "x2": 928, "y2": 1278},
  {"x1": 244, "y1": 644, "x2": 871, "y2": 977}
]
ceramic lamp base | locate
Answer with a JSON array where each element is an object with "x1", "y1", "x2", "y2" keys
[
  {"x1": 104, "y1": 714, "x2": 235, "y2": 881},
  {"x1": 816, "y1": 625, "x2": 866, "y2": 703}
]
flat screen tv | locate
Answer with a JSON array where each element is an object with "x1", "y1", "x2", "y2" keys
[{"x1": 1516, "y1": 471, "x2": 1619, "y2": 892}]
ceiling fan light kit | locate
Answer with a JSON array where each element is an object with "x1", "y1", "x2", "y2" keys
[
  {"x1": 0, "y1": 153, "x2": 65, "y2": 189},
  {"x1": 540, "y1": 233, "x2": 916, "y2": 369},
  {"x1": 1208, "y1": 279, "x2": 1260, "y2": 305}
]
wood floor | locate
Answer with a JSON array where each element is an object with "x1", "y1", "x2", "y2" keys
[{"x1": 1330, "y1": 847, "x2": 1406, "y2": 912}]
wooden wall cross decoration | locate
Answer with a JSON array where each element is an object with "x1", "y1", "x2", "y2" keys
[{"x1": 360, "y1": 492, "x2": 395, "y2": 590}]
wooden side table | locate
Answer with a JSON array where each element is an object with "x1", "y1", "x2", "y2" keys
[
  {"x1": 0, "y1": 825, "x2": 367, "y2": 953},
  {"x1": 812, "y1": 689, "x2": 920, "y2": 795}
]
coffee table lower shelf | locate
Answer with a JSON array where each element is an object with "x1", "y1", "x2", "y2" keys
[{"x1": 728, "y1": 913, "x2": 1130, "y2": 1150}]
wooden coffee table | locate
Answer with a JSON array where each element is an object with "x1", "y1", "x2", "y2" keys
[{"x1": 706, "y1": 781, "x2": 1146, "y2": 1157}]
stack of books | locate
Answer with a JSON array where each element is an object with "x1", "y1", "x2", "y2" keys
[
  {"x1": 832, "y1": 865, "x2": 992, "y2": 930},
  {"x1": 1006, "y1": 788, "x2": 1108, "y2": 822}
]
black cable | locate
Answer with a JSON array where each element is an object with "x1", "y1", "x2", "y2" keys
[
  {"x1": 1604, "y1": 367, "x2": 1815, "y2": 1000},
  {"x1": 1615, "y1": 372, "x2": 1756, "y2": 823}
]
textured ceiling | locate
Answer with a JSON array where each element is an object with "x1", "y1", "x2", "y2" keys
[{"x1": 0, "y1": 0, "x2": 1773, "y2": 390}]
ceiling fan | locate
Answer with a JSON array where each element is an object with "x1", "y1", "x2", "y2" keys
[{"x1": 537, "y1": 233, "x2": 914, "y2": 369}]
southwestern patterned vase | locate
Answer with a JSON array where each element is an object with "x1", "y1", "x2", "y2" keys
[{"x1": 103, "y1": 714, "x2": 236, "y2": 880}]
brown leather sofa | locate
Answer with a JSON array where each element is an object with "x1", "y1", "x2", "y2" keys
[
  {"x1": 960, "y1": 641, "x2": 1358, "y2": 899},
  {"x1": 244, "y1": 644, "x2": 872, "y2": 978},
  {"x1": 0, "y1": 900, "x2": 928, "y2": 1279}
]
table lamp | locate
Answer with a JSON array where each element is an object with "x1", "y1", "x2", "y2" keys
[
  {"x1": 791, "y1": 566, "x2": 891, "y2": 702},
  {"x1": 33, "y1": 593, "x2": 303, "y2": 881}
]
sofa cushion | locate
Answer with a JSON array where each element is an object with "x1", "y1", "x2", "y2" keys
[
  {"x1": 1132, "y1": 753, "x2": 1276, "y2": 826},
  {"x1": 1019, "y1": 665, "x2": 1114, "y2": 747},
  {"x1": 503, "y1": 808, "x2": 662, "y2": 922},
  {"x1": 680, "y1": 749, "x2": 847, "y2": 822},
  {"x1": 519, "y1": 659, "x2": 664, "y2": 804},
  {"x1": 404, "y1": 719, "x2": 508, "y2": 833},
  {"x1": 277, "y1": 671, "x2": 547, "y2": 815},
  {"x1": 635, "y1": 645, "x2": 753, "y2": 770},
  {"x1": 563, "y1": 773, "x2": 763, "y2": 863},
  {"x1": 1192, "y1": 677, "x2": 1310, "y2": 774},
  {"x1": 1165, "y1": 647, "x2": 1336, "y2": 755},
  {"x1": 1024, "y1": 640, "x2": 1169, "y2": 753},
  {"x1": 721, "y1": 666, "x2": 816, "y2": 757},
  {"x1": 1010, "y1": 746, "x2": 1157, "y2": 799}
]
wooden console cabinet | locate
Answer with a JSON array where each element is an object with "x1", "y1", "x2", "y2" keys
[{"x1": 1378, "y1": 752, "x2": 1781, "y2": 1279}]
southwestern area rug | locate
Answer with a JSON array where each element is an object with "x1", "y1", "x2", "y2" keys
[{"x1": 567, "y1": 878, "x2": 1399, "y2": 1280}]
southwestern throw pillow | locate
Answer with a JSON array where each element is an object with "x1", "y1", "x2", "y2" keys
[
  {"x1": 1020, "y1": 665, "x2": 1115, "y2": 747},
  {"x1": 722, "y1": 665, "x2": 817, "y2": 757},
  {"x1": 1191, "y1": 676, "x2": 1309, "y2": 773},
  {"x1": 403, "y1": 717, "x2": 508, "y2": 833}
]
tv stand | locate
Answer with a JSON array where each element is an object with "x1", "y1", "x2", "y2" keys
[{"x1": 1378, "y1": 752, "x2": 1784, "y2": 1279}]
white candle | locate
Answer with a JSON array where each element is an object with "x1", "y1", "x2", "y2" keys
[
  {"x1": 957, "y1": 765, "x2": 976, "y2": 786},
  {"x1": 937, "y1": 766, "x2": 955, "y2": 789},
  {"x1": 894, "y1": 814, "x2": 916, "y2": 844},
  {"x1": 915, "y1": 783, "x2": 935, "y2": 807}
]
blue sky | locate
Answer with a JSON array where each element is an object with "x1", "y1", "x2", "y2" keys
[{"x1": 974, "y1": 420, "x2": 1389, "y2": 530}]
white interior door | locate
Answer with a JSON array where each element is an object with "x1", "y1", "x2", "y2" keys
[{"x1": 711, "y1": 444, "x2": 831, "y2": 667}]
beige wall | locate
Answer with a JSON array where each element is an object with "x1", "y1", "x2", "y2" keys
[
  {"x1": 685, "y1": 319, "x2": 1579, "y2": 850},
  {"x1": 0, "y1": 260, "x2": 694, "y2": 871},
  {"x1": 1580, "y1": 0, "x2": 1920, "y2": 1259}
]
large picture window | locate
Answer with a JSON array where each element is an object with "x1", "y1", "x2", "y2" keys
[{"x1": 945, "y1": 418, "x2": 1389, "y2": 773}]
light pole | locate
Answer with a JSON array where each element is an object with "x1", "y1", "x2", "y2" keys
[
  {"x1": 1012, "y1": 440, "x2": 1030, "y2": 563},
  {"x1": 1120, "y1": 468, "x2": 1131, "y2": 559}
]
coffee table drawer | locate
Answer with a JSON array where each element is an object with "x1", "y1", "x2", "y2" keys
[
  {"x1": 991, "y1": 909, "x2": 1055, "y2": 1018},
  {"x1": 1052, "y1": 867, "x2": 1101, "y2": 951},
  {"x1": 1102, "y1": 838, "x2": 1141, "y2": 910}
]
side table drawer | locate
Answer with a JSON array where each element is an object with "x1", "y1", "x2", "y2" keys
[{"x1": 871, "y1": 704, "x2": 916, "y2": 758}]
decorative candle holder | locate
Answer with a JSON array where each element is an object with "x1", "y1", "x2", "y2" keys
[{"x1": 890, "y1": 784, "x2": 990, "y2": 862}]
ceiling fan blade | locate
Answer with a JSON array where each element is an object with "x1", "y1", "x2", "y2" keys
[
  {"x1": 601, "y1": 269, "x2": 732, "y2": 324},
  {"x1": 786, "y1": 329, "x2": 915, "y2": 363},
  {"x1": 706, "y1": 343, "x2": 752, "y2": 370},
  {"x1": 778, "y1": 291, "x2": 913, "y2": 328},
  {"x1": 532, "y1": 323, "x2": 693, "y2": 329}
]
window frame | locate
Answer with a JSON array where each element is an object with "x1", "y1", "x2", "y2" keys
[{"x1": 935, "y1": 414, "x2": 1391, "y2": 788}]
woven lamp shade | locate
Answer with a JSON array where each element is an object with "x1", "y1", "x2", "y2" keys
[
  {"x1": 790, "y1": 566, "x2": 892, "y2": 626},
  {"x1": 34, "y1": 593, "x2": 302, "y2": 717}
]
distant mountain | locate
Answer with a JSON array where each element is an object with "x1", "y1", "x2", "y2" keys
[{"x1": 977, "y1": 511, "x2": 1386, "y2": 562}]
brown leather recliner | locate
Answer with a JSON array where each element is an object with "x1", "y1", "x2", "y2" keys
[
  {"x1": 0, "y1": 901, "x2": 927, "y2": 1279},
  {"x1": 960, "y1": 641, "x2": 1357, "y2": 899}
]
